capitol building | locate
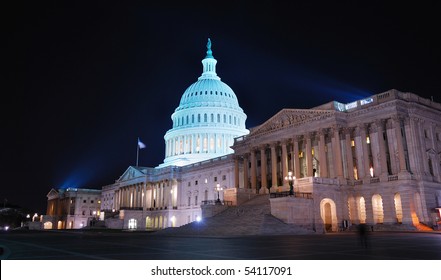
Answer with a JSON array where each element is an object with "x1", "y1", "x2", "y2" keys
[{"x1": 43, "y1": 39, "x2": 441, "y2": 232}]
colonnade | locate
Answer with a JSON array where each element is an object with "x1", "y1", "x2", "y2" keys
[
  {"x1": 165, "y1": 133, "x2": 234, "y2": 157},
  {"x1": 114, "y1": 181, "x2": 176, "y2": 210},
  {"x1": 234, "y1": 117, "x2": 421, "y2": 191}
]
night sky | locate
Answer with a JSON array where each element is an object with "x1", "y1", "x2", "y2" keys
[{"x1": 4, "y1": 2, "x2": 441, "y2": 213}]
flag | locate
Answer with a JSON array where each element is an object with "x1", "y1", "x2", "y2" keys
[{"x1": 138, "y1": 137, "x2": 146, "y2": 149}]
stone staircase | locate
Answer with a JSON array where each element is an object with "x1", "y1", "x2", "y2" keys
[{"x1": 154, "y1": 194, "x2": 315, "y2": 237}]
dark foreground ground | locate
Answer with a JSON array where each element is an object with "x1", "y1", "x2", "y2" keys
[{"x1": 0, "y1": 230, "x2": 440, "y2": 260}]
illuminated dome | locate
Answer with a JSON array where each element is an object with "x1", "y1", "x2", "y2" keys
[{"x1": 159, "y1": 39, "x2": 249, "y2": 167}]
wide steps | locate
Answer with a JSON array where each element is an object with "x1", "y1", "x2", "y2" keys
[{"x1": 155, "y1": 194, "x2": 314, "y2": 236}]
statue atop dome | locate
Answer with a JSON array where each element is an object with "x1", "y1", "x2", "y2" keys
[{"x1": 205, "y1": 38, "x2": 213, "y2": 58}]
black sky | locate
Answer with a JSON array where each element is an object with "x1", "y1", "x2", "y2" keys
[{"x1": 4, "y1": 1, "x2": 441, "y2": 213}]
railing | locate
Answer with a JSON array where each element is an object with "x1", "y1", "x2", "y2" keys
[
  {"x1": 370, "y1": 177, "x2": 380, "y2": 183},
  {"x1": 270, "y1": 191, "x2": 313, "y2": 199},
  {"x1": 388, "y1": 175, "x2": 398, "y2": 181},
  {"x1": 201, "y1": 200, "x2": 233, "y2": 206},
  {"x1": 119, "y1": 207, "x2": 143, "y2": 210}
]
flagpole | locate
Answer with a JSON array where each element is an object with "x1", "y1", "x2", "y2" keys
[{"x1": 136, "y1": 143, "x2": 139, "y2": 166}]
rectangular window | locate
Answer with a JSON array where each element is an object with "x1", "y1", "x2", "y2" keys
[
  {"x1": 214, "y1": 176, "x2": 217, "y2": 182},
  {"x1": 188, "y1": 182, "x2": 191, "y2": 187},
  {"x1": 222, "y1": 175, "x2": 226, "y2": 180},
  {"x1": 195, "y1": 180, "x2": 198, "y2": 185}
]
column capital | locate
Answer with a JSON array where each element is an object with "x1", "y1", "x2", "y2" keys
[
  {"x1": 318, "y1": 128, "x2": 328, "y2": 136},
  {"x1": 259, "y1": 144, "x2": 268, "y2": 151},
  {"x1": 331, "y1": 124, "x2": 343, "y2": 134},
  {"x1": 269, "y1": 141, "x2": 279, "y2": 148},
  {"x1": 305, "y1": 131, "x2": 315, "y2": 139},
  {"x1": 250, "y1": 146, "x2": 260, "y2": 153},
  {"x1": 293, "y1": 135, "x2": 303, "y2": 142},
  {"x1": 374, "y1": 118, "x2": 386, "y2": 129},
  {"x1": 342, "y1": 126, "x2": 353, "y2": 136}
]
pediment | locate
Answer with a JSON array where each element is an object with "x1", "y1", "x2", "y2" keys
[
  {"x1": 46, "y1": 188, "x2": 59, "y2": 199},
  {"x1": 250, "y1": 108, "x2": 335, "y2": 136},
  {"x1": 118, "y1": 166, "x2": 147, "y2": 182}
]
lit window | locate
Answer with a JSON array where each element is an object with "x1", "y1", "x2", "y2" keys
[
  {"x1": 351, "y1": 140, "x2": 355, "y2": 147},
  {"x1": 366, "y1": 136, "x2": 370, "y2": 144}
]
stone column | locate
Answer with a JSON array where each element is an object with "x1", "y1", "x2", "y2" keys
[
  {"x1": 344, "y1": 128, "x2": 354, "y2": 180},
  {"x1": 392, "y1": 116, "x2": 408, "y2": 173},
  {"x1": 375, "y1": 119, "x2": 389, "y2": 177},
  {"x1": 293, "y1": 136, "x2": 301, "y2": 179},
  {"x1": 250, "y1": 149, "x2": 257, "y2": 191},
  {"x1": 318, "y1": 129, "x2": 328, "y2": 178},
  {"x1": 331, "y1": 125, "x2": 344, "y2": 180},
  {"x1": 243, "y1": 154, "x2": 249, "y2": 189},
  {"x1": 270, "y1": 143, "x2": 278, "y2": 189},
  {"x1": 260, "y1": 145, "x2": 268, "y2": 192},
  {"x1": 305, "y1": 133, "x2": 313, "y2": 177},
  {"x1": 369, "y1": 122, "x2": 381, "y2": 177},
  {"x1": 281, "y1": 140, "x2": 289, "y2": 186},
  {"x1": 234, "y1": 156, "x2": 240, "y2": 188},
  {"x1": 114, "y1": 190, "x2": 119, "y2": 210}
]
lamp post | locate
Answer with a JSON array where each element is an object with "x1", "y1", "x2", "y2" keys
[
  {"x1": 215, "y1": 183, "x2": 223, "y2": 204},
  {"x1": 284, "y1": 171, "x2": 295, "y2": 195}
]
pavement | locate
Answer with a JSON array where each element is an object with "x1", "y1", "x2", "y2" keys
[{"x1": 1, "y1": 229, "x2": 440, "y2": 260}]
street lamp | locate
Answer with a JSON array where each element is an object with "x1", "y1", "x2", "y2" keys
[
  {"x1": 284, "y1": 171, "x2": 295, "y2": 195},
  {"x1": 215, "y1": 183, "x2": 223, "y2": 204}
]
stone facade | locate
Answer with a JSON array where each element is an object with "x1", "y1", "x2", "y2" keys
[
  {"x1": 232, "y1": 89, "x2": 441, "y2": 231},
  {"x1": 100, "y1": 156, "x2": 236, "y2": 230},
  {"x1": 43, "y1": 188, "x2": 102, "y2": 229},
  {"x1": 45, "y1": 90, "x2": 441, "y2": 232}
]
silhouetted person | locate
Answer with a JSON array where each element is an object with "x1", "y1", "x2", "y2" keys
[{"x1": 357, "y1": 223, "x2": 369, "y2": 248}]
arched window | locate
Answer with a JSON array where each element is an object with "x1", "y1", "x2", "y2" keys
[
  {"x1": 372, "y1": 194, "x2": 384, "y2": 224},
  {"x1": 394, "y1": 193, "x2": 403, "y2": 223}
]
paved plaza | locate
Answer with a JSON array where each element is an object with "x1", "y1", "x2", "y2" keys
[{"x1": 0, "y1": 230, "x2": 440, "y2": 260}]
